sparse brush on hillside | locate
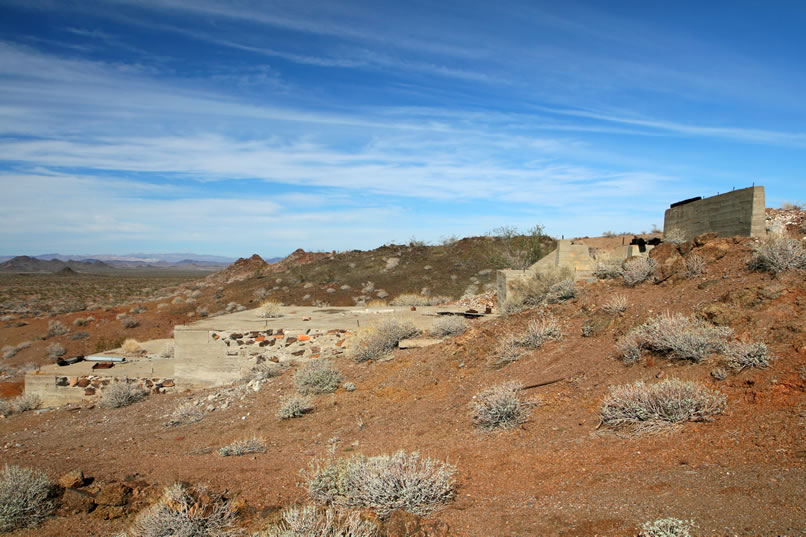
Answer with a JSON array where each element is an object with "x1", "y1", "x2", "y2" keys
[
  {"x1": 13, "y1": 393, "x2": 41, "y2": 413},
  {"x1": 304, "y1": 451, "x2": 456, "y2": 518},
  {"x1": 618, "y1": 312, "x2": 731, "y2": 364},
  {"x1": 0, "y1": 464, "x2": 55, "y2": 532},
  {"x1": 294, "y1": 361, "x2": 343, "y2": 395},
  {"x1": 100, "y1": 382, "x2": 148, "y2": 408},
  {"x1": 664, "y1": 228, "x2": 687, "y2": 245},
  {"x1": 520, "y1": 315, "x2": 563, "y2": 348},
  {"x1": 601, "y1": 379, "x2": 725, "y2": 433},
  {"x1": 121, "y1": 338, "x2": 142, "y2": 354},
  {"x1": 639, "y1": 518, "x2": 695, "y2": 537},
  {"x1": 431, "y1": 315, "x2": 468, "y2": 337},
  {"x1": 166, "y1": 402, "x2": 205, "y2": 426},
  {"x1": 621, "y1": 257, "x2": 657, "y2": 286},
  {"x1": 489, "y1": 335, "x2": 521, "y2": 369},
  {"x1": 593, "y1": 261, "x2": 623, "y2": 279},
  {"x1": 123, "y1": 318, "x2": 140, "y2": 329},
  {"x1": 390, "y1": 294, "x2": 452, "y2": 306},
  {"x1": 726, "y1": 342, "x2": 774, "y2": 371},
  {"x1": 259, "y1": 300, "x2": 283, "y2": 318},
  {"x1": 684, "y1": 253, "x2": 707, "y2": 278},
  {"x1": 127, "y1": 483, "x2": 235, "y2": 537},
  {"x1": 471, "y1": 382, "x2": 532, "y2": 431},
  {"x1": 349, "y1": 318, "x2": 420, "y2": 362},
  {"x1": 219, "y1": 437, "x2": 266, "y2": 457},
  {"x1": 0, "y1": 399, "x2": 12, "y2": 417},
  {"x1": 46, "y1": 342, "x2": 66, "y2": 359},
  {"x1": 502, "y1": 268, "x2": 574, "y2": 314},
  {"x1": 257, "y1": 506, "x2": 378, "y2": 537},
  {"x1": 748, "y1": 233, "x2": 806, "y2": 274},
  {"x1": 46, "y1": 320, "x2": 69, "y2": 337},
  {"x1": 484, "y1": 224, "x2": 550, "y2": 270},
  {"x1": 602, "y1": 294, "x2": 628, "y2": 314},
  {"x1": 277, "y1": 394, "x2": 314, "y2": 419}
]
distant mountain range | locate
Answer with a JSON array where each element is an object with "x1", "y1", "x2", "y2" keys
[{"x1": 0, "y1": 253, "x2": 285, "y2": 273}]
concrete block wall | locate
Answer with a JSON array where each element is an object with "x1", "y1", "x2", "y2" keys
[
  {"x1": 174, "y1": 327, "x2": 241, "y2": 389},
  {"x1": 25, "y1": 371, "x2": 175, "y2": 407},
  {"x1": 664, "y1": 186, "x2": 766, "y2": 241}
]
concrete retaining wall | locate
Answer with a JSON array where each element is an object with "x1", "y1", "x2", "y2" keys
[{"x1": 664, "y1": 186, "x2": 766, "y2": 241}]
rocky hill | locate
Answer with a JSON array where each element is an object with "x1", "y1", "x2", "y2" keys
[
  {"x1": 1, "y1": 222, "x2": 805, "y2": 536},
  {"x1": 0, "y1": 256, "x2": 114, "y2": 273}
]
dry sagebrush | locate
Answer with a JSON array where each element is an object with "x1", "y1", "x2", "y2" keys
[
  {"x1": 294, "y1": 361, "x2": 343, "y2": 395},
  {"x1": 602, "y1": 294, "x2": 628, "y2": 314},
  {"x1": 257, "y1": 506, "x2": 377, "y2": 537},
  {"x1": 277, "y1": 394, "x2": 314, "y2": 419},
  {"x1": 304, "y1": 451, "x2": 456, "y2": 518},
  {"x1": 520, "y1": 316, "x2": 562, "y2": 349},
  {"x1": 127, "y1": 483, "x2": 236, "y2": 537},
  {"x1": 621, "y1": 257, "x2": 657, "y2": 286},
  {"x1": 471, "y1": 382, "x2": 532, "y2": 431},
  {"x1": 349, "y1": 318, "x2": 420, "y2": 362},
  {"x1": 601, "y1": 379, "x2": 726, "y2": 433},
  {"x1": 0, "y1": 464, "x2": 55, "y2": 532},
  {"x1": 390, "y1": 294, "x2": 452, "y2": 307},
  {"x1": 748, "y1": 233, "x2": 806, "y2": 274},
  {"x1": 100, "y1": 382, "x2": 148, "y2": 408},
  {"x1": 259, "y1": 300, "x2": 283, "y2": 318},
  {"x1": 219, "y1": 437, "x2": 267, "y2": 457},
  {"x1": 618, "y1": 312, "x2": 731, "y2": 364},
  {"x1": 430, "y1": 315, "x2": 468, "y2": 337},
  {"x1": 726, "y1": 342, "x2": 774, "y2": 371}
]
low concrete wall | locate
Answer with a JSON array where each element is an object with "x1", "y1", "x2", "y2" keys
[
  {"x1": 26, "y1": 368, "x2": 175, "y2": 407},
  {"x1": 664, "y1": 186, "x2": 766, "y2": 241}
]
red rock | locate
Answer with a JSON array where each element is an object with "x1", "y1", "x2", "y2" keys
[
  {"x1": 59, "y1": 488, "x2": 94, "y2": 515},
  {"x1": 95, "y1": 483, "x2": 131, "y2": 507},
  {"x1": 285, "y1": 337, "x2": 297, "y2": 346},
  {"x1": 297, "y1": 335, "x2": 311, "y2": 341},
  {"x1": 336, "y1": 339, "x2": 345, "y2": 347},
  {"x1": 77, "y1": 378, "x2": 90, "y2": 388},
  {"x1": 84, "y1": 387, "x2": 96, "y2": 396},
  {"x1": 256, "y1": 336, "x2": 265, "y2": 342},
  {"x1": 160, "y1": 379, "x2": 175, "y2": 387},
  {"x1": 59, "y1": 469, "x2": 85, "y2": 489}
]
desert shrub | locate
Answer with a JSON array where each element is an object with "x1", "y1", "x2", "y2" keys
[
  {"x1": 172, "y1": 296, "x2": 185, "y2": 304},
  {"x1": 520, "y1": 316, "x2": 562, "y2": 349},
  {"x1": 46, "y1": 342, "x2": 66, "y2": 359},
  {"x1": 248, "y1": 361, "x2": 288, "y2": 381},
  {"x1": 128, "y1": 483, "x2": 235, "y2": 537},
  {"x1": 342, "y1": 381, "x2": 356, "y2": 392},
  {"x1": 166, "y1": 402, "x2": 205, "y2": 426},
  {"x1": 684, "y1": 253, "x2": 707, "y2": 278},
  {"x1": 0, "y1": 399, "x2": 13, "y2": 417},
  {"x1": 123, "y1": 318, "x2": 140, "y2": 329},
  {"x1": 639, "y1": 517, "x2": 694, "y2": 537},
  {"x1": 116, "y1": 313, "x2": 128, "y2": 320},
  {"x1": 618, "y1": 312, "x2": 731, "y2": 364},
  {"x1": 258, "y1": 506, "x2": 377, "y2": 537},
  {"x1": 489, "y1": 336, "x2": 521, "y2": 369},
  {"x1": 46, "y1": 320, "x2": 69, "y2": 337},
  {"x1": 73, "y1": 317, "x2": 87, "y2": 327},
  {"x1": 130, "y1": 305, "x2": 147, "y2": 314},
  {"x1": 71, "y1": 331, "x2": 89, "y2": 340},
  {"x1": 780, "y1": 201, "x2": 805, "y2": 211},
  {"x1": 259, "y1": 300, "x2": 283, "y2": 318},
  {"x1": 471, "y1": 382, "x2": 531, "y2": 431},
  {"x1": 390, "y1": 294, "x2": 452, "y2": 307},
  {"x1": 710, "y1": 367, "x2": 728, "y2": 381},
  {"x1": 602, "y1": 294, "x2": 628, "y2": 314},
  {"x1": 748, "y1": 233, "x2": 806, "y2": 274},
  {"x1": 160, "y1": 343, "x2": 174, "y2": 358},
  {"x1": 101, "y1": 382, "x2": 147, "y2": 408},
  {"x1": 664, "y1": 228, "x2": 687, "y2": 245},
  {"x1": 485, "y1": 224, "x2": 548, "y2": 270},
  {"x1": 277, "y1": 394, "x2": 314, "y2": 419},
  {"x1": 349, "y1": 318, "x2": 420, "y2": 362},
  {"x1": 219, "y1": 437, "x2": 266, "y2": 457},
  {"x1": 121, "y1": 338, "x2": 142, "y2": 354},
  {"x1": 601, "y1": 379, "x2": 726, "y2": 433},
  {"x1": 0, "y1": 464, "x2": 55, "y2": 532},
  {"x1": 1, "y1": 345, "x2": 16, "y2": 359},
  {"x1": 726, "y1": 342, "x2": 774, "y2": 371},
  {"x1": 545, "y1": 279, "x2": 577, "y2": 303},
  {"x1": 593, "y1": 261, "x2": 622, "y2": 279},
  {"x1": 431, "y1": 316, "x2": 467, "y2": 337},
  {"x1": 294, "y1": 361, "x2": 343, "y2": 395},
  {"x1": 502, "y1": 268, "x2": 573, "y2": 313},
  {"x1": 622, "y1": 257, "x2": 657, "y2": 286},
  {"x1": 304, "y1": 451, "x2": 456, "y2": 518}
]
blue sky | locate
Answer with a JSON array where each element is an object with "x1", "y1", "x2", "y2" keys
[{"x1": 1, "y1": 1, "x2": 804, "y2": 258}]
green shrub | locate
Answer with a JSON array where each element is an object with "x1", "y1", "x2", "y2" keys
[
  {"x1": 349, "y1": 318, "x2": 420, "y2": 362},
  {"x1": 303, "y1": 451, "x2": 456, "y2": 518},
  {"x1": 601, "y1": 379, "x2": 726, "y2": 433},
  {"x1": 471, "y1": 382, "x2": 532, "y2": 431},
  {"x1": 0, "y1": 464, "x2": 55, "y2": 532},
  {"x1": 294, "y1": 361, "x2": 343, "y2": 395}
]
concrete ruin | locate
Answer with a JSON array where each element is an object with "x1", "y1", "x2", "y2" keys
[
  {"x1": 496, "y1": 239, "x2": 654, "y2": 306},
  {"x1": 26, "y1": 305, "x2": 483, "y2": 406},
  {"x1": 664, "y1": 186, "x2": 766, "y2": 241}
]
